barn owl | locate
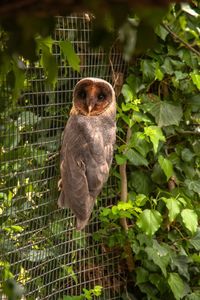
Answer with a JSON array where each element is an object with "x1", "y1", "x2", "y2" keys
[{"x1": 58, "y1": 77, "x2": 116, "y2": 230}]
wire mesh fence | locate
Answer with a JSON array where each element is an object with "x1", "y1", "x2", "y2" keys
[{"x1": 0, "y1": 15, "x2": 126, "y2": 300}]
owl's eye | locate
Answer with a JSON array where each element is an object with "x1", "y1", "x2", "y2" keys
[
  {"x1": 98, "y1": 93, "x2": 105, "y2": 101},
  {"x1": 78, "y1": 90, "x2": 86, "y2": 99}
]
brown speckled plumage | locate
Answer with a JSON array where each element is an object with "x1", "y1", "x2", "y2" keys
[{"x1": 58, "y1": 78, "x2": 116, "y2": 230}]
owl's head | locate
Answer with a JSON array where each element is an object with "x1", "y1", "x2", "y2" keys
[{"x1": 73, "y1": 78, "x2": 115, "y2": 116}]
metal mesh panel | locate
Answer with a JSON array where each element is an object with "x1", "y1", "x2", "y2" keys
[{"x1": 0, "y1": 15, "x2": 126, "y2": 300}]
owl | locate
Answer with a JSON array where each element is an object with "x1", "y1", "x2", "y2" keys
[{"x1": 58, "y1": 77, "x2": 116, "y2": 230}]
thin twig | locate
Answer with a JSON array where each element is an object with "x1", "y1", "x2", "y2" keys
[
  {"x1": 162, "y1": 23, "x2": 200, "y2": 57},
  {"x1": 167, "y1": 130, "x2": 200, "y2": 140}
]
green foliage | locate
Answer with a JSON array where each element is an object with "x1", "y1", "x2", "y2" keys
[
  {"x1": 137, "y1": 209, "x2": 163, "y2": 236},
  {"x1": 62, "y1": 285, "x2": 102, "y2": 300},
  {"x1": 95, "y1": 3, "x2": 200, "y2": 300},
  {"x1": 0, "y1": 18, "x2": 83, "y2": 299},
  {"x1": 59, "y1": 40, "x2": 80, "y2": 72}
]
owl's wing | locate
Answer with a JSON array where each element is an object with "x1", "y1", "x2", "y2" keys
[
  {"x1": 58, "y1": 116, "x2": 110, "y2": 229},
  {"x1": 76, "y1": 117, "x2": 110, "y2": 198}
]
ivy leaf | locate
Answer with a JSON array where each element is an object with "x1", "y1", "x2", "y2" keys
[
  {"x1": 136, "y1": 267, "x2": 149, "y2": 284},
  {"x1": 125, "y1": 149, "x2": 148, "y2": 166},
  {"x1": 181, "y1": 3, "x2": 199, "y2": 17},
  {"x1": 190, "y1": 229, "x2": 200, "y2": 250},
  {"x1": 155, "y1": 62, "x2": 164, "y2": 81},
  {"x1": 32, "y1": 148, "x2": 48, "y2": 166},
  {"x1": 59, "y1": 40, "x2": 80, "y2": 72},
  {"x1": 155, "y1": 25, "x2": 168, "y2": 40},
  {"x1": 181, "y1": 148, "x2": 195, "y2": 162},
  {"x1": 186, "y1": 292, "x2": 200, "y2": 300},
  {"x1": 117, "y1": 201, "x2": 133, "y2": 210},
  {"x1": 171, "y1": 255, "x2": 189, "y2": 280},
  {"x1": 162, "y1": 197, "x2": 181, "y2": 222},
  {"x1": 190, "y1": 71, "x2": 200, "y2": 90},
  {"x1": 149, "y1": 273, "x2": 167, "y2": 293},
  {"x1": 145, "y1": 246, "x2": 170, "y2": 277},
  {"x1": 3, "y1": 124, "x2": 21, "y2": 150},
  {"x1": 181, "y1": 209, "x2": 198, "y2": 234},
  {"x1": 115, "y1": 154, "x2": 127, "y2": 165},
  {"x1": 135, "y1": 194, "x2": 148, "y2": 207},
  {"x1": 12, "y1": 61, "x2": 25, "y2": 100},
  {"x1": 121, "y1": 84, "x2": 134, "y2": 102},
  {"x1": 63, "y1": 296, "x2": 82, "y2": 300},
  {"x1": 168, "y1": 273, "x2": 185, "y2": 300},
  {"x1": 158, "y1": 155, "x2": 173, "y2": 181},
  {"x1": 40, "y1": 44, "x2": 57, "y2": 85},
  {"x1": 149, "y1": 102, "x2": 183, "y2": 127},
  {"x1": 144, "y1": 126, "x2": 165, "y2": 153},
  {"x1": 137, "y1": 209, "x2": 163, "y2": 236},
  {"x1": 131, "y1": 171, "x2": 153, "y2": 195},
  {"x1": 140, "y1": 59, "x2": 155, "y2": 81},
  {"x1": 184, "y1": 179, "x2": 200, "y2": 194},
  {"x1": 130, "y1": 132, "x2": 151, "y2": 158},
  {"x1": 15, "y1": 111, "x2": 40, "y2": 128},
  {"x1": 25, "y1": 250, "x2": 54, "y2": 262}
]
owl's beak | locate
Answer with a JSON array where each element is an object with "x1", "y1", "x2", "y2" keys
[
  {"x1": 88, "y1": 105, "x2": 93, "y2": 114},
  {"x1": 87, "y1": 99, "x2": 95, "y2": 114}
]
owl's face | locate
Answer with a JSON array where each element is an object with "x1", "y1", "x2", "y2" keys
[{"x1": 73, "y1": 78, "x2": 115, "y2": 116}]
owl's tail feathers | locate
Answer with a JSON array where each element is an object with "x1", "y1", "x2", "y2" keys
[
  {"x1": 76, "y1": 217, "x2": 90, "y2": 231},
  {"x1": 76, "y1": 196, "x2": 95, "y2": 231}
]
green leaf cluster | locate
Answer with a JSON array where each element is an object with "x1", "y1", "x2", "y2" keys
[{"x1": 96, "y1": 3, "x2": 200, "y2": 300}]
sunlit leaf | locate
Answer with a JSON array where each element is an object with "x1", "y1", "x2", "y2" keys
[
  {"x1": 162, "y1": 197, "x2": 181, "y2": 222},
  {"x1": 181, "y1": 3, "x2": 199, "y2": 17},
  {"x1": 158, "y1": 155, "x2": 173, "y2": 181},
  {"x1": 40, "y1": 45, "x2": 58, "y2": 85},
  {"x1": 115, "y1": 154, "x2": 127, "y2": 165},
  {"x1": 59, "y1": 40, "x2": 80, "y2": 72},
  {"x1": 155, "y1": 25, "x2": 168, "y2": 40},
  {"x1": 137, "y1": 209, "x2": 163, "y2": 236},
  {"x1": 25, "y1": 250, "x2": 54, "y2": 262},
  {"x1": 121, "y1": 84, "x2": 134, "y2": 102},
  {"x1": 155, "y1": 62, "x2": 164, "y2": 81},
  {"x1": 181, "y1": 209, "x2": 198, "y2": 234},
  {"x1": 16, "y1": 111, "x2": 41, "y2": 128},
  {"x1": 190, "y1": 71, "x2": 200, "y2": 90},
  {"x1": 144, "y1": 126, "x2": 165, "y2": 153},
  {"x1": 117, "y1": 201, "x2": 133, "y2": 210}
]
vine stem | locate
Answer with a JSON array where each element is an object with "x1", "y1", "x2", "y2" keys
[
  {"x1": 119, "y1": 126, "x2": 135, "y2": 272},
  {"x1": 119, "y1": 127, "x2": 132, "y2": 231},
  {"x1": 162, "y1": 23, "x2": 200, "y2": 57}
]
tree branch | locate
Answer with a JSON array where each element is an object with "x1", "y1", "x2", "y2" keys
[
  {"x1": 119, "y1": 127, "x2": 132, "y2": 231},
  {"x1": 119, "y1": 126, "x2": 135, "y2": 272},
  {"x1": 162, "y1": 23, "x2": 200, "y2": 57}
]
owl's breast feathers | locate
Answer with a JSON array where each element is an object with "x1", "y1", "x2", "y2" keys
[{"x1": 58, "y1": 102, "x2": 116, "y2": 230}]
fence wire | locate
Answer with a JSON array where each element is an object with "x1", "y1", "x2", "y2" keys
[{"x1": 0, "y1": 15, "x2": 126, "y2": 300}]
